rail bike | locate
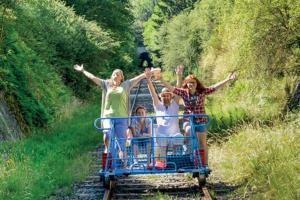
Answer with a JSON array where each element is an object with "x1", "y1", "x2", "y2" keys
[{"x1": 93, "y1": 114, "x2": 211, "y2": 190}]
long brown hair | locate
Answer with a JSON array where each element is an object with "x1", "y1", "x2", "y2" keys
[{"x1": 182, "y1": 75, "x2": 205, "y2": 92}]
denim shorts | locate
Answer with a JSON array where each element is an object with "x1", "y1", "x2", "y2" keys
[
  {"x1": 183, "y1": 121, "x2": 206, "y2": 133},
  {"x1": 102, "y1": 118, "x2": 128, "y2": 151},
  {"x1": 156, "y1": 132, "x2": 184, "y2": 147}
]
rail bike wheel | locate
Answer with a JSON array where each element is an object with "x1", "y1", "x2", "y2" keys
[
  {"x1": 103, "y1": 176, "x2": 115, "y2": 190},
  {"x1": 193, "y1": 172, "x2": 207, "y2": 186},
  {"x1": 197, "y1": 174, "x2": 207, "y2": 186}
]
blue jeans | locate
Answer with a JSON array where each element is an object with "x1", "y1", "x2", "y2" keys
[{"x1": 103, "y1": 118, "x2": 128, "y2": 152}]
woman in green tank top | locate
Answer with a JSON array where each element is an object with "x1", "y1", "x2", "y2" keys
[{"x1": 74, "y1": 64, "x2": 156, "y2": 167}]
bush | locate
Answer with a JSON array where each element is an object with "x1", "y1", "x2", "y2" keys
[
  {"x1": 0, "y1": 0, "x2": 137, "y2": 131},
  {"x1": 210, "y1": 113, "x2": 300, "y2": 199}
]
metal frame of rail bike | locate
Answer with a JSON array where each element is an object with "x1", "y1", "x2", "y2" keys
[{"x1": 94, "y1": 114, "x2": 211, "y2": 189}]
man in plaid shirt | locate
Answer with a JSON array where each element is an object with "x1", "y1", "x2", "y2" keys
[{"x1": 159, "y1": 72, "x2": 236, "y2": 166}]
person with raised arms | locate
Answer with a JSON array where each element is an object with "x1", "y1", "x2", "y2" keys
[
  {"x1": 157, "y1": 70, "x2": 236, "y2": 166},
  {"x1": 73, "y1": 64, "x2": 156, "y2": 167},
  {"x1": 146, "y1": 65, "x2": 184, "y2": 168}
]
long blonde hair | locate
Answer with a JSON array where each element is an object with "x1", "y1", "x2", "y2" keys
[{"x1": 108, "y1": 69, "x2": 124, "y2": 86}]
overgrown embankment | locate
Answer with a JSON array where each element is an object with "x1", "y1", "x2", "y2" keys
[
  {"x1": 0, "y1": 103, "x2": 101, "y2": 200},
  {"x1": 210, "y1": 113, "x2": 300, "y2": 199},
  {"x1": 0, "y1": 0, "x2": 137, "y2": 137}
]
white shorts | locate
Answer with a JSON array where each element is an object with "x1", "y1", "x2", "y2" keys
[
  {"x1": 156, "y1": 132, "x2": 184, "y2": 147},
  {"x1": 102, "y1": 119, "x2": 112, "y2": 134}
]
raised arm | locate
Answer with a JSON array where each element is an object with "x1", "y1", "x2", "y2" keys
[
  {"x1": 146, "y1": 77, "x2": 160, "y2": 107},
  {"x1": 175, "y1": 64, "x2": 183, "y2": 88},
  {"x1": 174, "y1": 65, "x2": 183, "y2": 103},
  {"x1": 73, "y1": 64, "x2": 103, "y2": 86},
  {"x1": 210, "y1": 72, "x2": 236, "y2": 90},
  {"x1": 129, "y1": 72, "x2": 147, "y2": 87},
  {"x1": 130, "y1": 68, "x2": 161, "y2": 87},
  {"x1": 157, "y1": 75, "x2": 175, "y2": 93}
]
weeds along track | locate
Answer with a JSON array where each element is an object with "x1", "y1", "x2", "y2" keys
[
  {"x1": 110, "y1": 174, "x2": 207, "y2": 200},
  {"x1": 50, "y1": 145, "x2": 212, "y2": 200},
  {"x1": 46, "y1": 145, "x2": 104, "y2": 200},
  {"x1": 49, "y1": 143, "x2": 235, "y2": 200}
]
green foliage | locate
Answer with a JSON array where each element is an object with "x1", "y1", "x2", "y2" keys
[
  {"x1": 208, "y1": 107, "x2": 251, "y2": 137},
  {"x1": 150, "y1": 3, "x2": 299, "y2": 198},
  {"x1": 198, "y1": 0, "x2": 300, "y2": 121},
  {"x1": 210, "y1": 113, "x2": 300, "y2": 199},
  {"x1": 129, "y1": 0, "x2": 157, "y2": 44},
  {"x1": 144, "y1": 0, "x2": 299, "y2": 115},
  {"x1": 0, "y1": 0, "x2": 139, "y2": 131},
  {"x1": 63, "y1": 0, "x2": 138, "y2": 72},
  {"x1": 12, "y1": 0, "x2": 117, "y2": 98},
  {"x1": 143, "y1": 0, "x2": 198, "y2": 65},
  {"x1": 1, "y1": 31, "x2": 71, "y2": 129},
  {"x1": 157, "y1": 0, "x2": 299, "y2": 123},
  {"x1": 201, "y1": 0, "x2": 300, "y2": 75},
  {"x1": 130, "y1": 0, "x2": 157, "y2": 25},
  {"x1": 160, "y1": 12, "x2": 203, "y2": 73},
  {"x1": 145, "y1": 192, "x2": 171, "y2": 200},
  {"x1": 0, "y1": 103, "x2": 100, "y2": 200}
]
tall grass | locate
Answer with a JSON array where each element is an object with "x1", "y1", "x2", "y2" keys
[
  {"x1": 209, "y1": 112, "x2": 300, "y2": 199},
  {"x1": 0, "y1": 102, "x2": 101, "y2": 200}
]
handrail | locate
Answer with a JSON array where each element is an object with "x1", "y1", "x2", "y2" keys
[
  {"x1": 93, "y1": 114, "x2": 210, "y2": 131},
  {"x1": 130, "y1": 81, "x2": 142, "y2": 117},
  {"x1": 96, "y1": 113, "x2": 211, "y2": 176}
]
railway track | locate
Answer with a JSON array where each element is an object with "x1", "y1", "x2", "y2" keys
[
  {"x1": 49, "y1": 78, "x2": 239, "y2": 200},
  {"x1": 49, "y1": 144, "x2": 235, "y2": 200},
  {"x1": 106, "y1": 174, "x2": 212, "y2": 200},
  {"x1": 129, "y1": 78, "x2": 163, "y2": 113}
]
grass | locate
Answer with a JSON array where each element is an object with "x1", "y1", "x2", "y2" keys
[
  {"x1": 0, "y1": 102, "x2": 101, "y2": 200},
  {"x1": 144, "y1": 192, "x2": 171, "y2": 200},
  {"x1": 209, "y1": 112, "x2": 300, "y2": 199},
  {"x1": 144, "y1": 192, "x2": 201, "y2": 200}
]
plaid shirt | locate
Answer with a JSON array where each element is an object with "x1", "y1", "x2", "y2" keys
[{"x1": 173, "y1": 87, "x2": 216, "y2": 123}]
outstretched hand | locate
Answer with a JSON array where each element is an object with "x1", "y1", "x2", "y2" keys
[
  {"x1": 73, "y1": 64, "x2": 84, "y2": 72},
  {"x1": 227, "y1": 71, "x2": 236, "y2": 80},
  {"x1": 175, "y1": 64, "x2": 183, "y2": 75}
]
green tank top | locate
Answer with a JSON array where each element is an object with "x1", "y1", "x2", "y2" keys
[{"x1": 103, "y1": 86, "x2": 127, "y2": 117}]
